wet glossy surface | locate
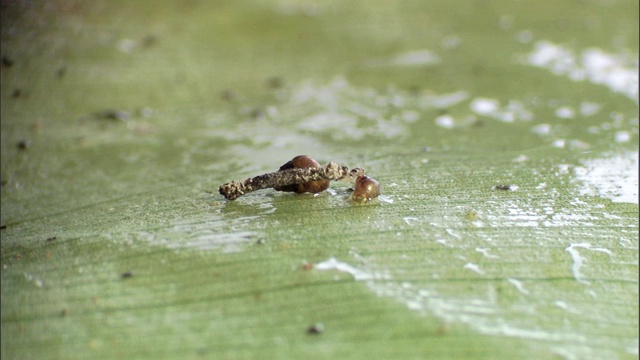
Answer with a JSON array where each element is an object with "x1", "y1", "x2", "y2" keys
[{"x1": 1, "y1": 1, "x2": 638, "y2": 359}]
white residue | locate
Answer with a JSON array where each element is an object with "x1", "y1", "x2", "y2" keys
[
  {"x1": 555, "y1": 300, "x2": 580, "y2": 314},
  {"x1": 470, "y1": 98, "x2": 500, "y2": 115},
  {"x1": 314, "y1": 257, "x2": 389, "y2": 281},
  {"x1": 507, "y1": 278, "x2": 529, "y2": 295},
  {"x1": 445, "y1": 228, "x2": 462, "y2": 239},
  {"x1": 435, "y1": 114, "x2": 455, "y2": 129},
  {"x1": 565, "y1": 243, "x2": 613, "y2": 285},
  {"x1": 555, "y1": 106, "x2": 575, "y2": 119},
  {"x1": 512, "y1": 155, "x2": 528, "y2": 163},
  {"x1": 392, "y1": 49, "x2": 441, "y2": 66},
  {"x1": 403, "y1": 217, "x2": 419, "y2": 226},
  {"x1": 579, "y1": 102, "x2": 601, "y2": 116},
  {"x1": 367, "y1": 49, "x2": 441, "y2": 67},
  {"x1": 574, "y1": 151, "x2": 639, "y2": 204},
  {"x1": 526, "y1": 41, "x2": 639, "y2": 103},
  {"x1": 470, "y1": 98, "x2": 533, "y2": 122},
  {"x1": 463, "y1": 262, "x2": 485, "y2": 275},
  {"x1": 531, "y1": 123, "x2": 552, "y2": 135},
  {"x1": 476, "y1": 247, "x2": 499, "y2": 259},
  {"x1": 614, "y1": 131, "x2": 631, "y2": 143},
  {"x1": 423, "y1": 91, "x2": 469, "y2": 108}
]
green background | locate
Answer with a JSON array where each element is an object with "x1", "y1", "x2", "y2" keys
[{"x1": 2, "y1": 1, "x2": 638, "y2": 359}]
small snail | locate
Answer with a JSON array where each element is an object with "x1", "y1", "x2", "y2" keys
[
  {"x1": 351, "y1": 175, "x2": 380, "y2": 202},
  {"x1": 274, "y1": 155, "x2": 330, "y2": 194}
]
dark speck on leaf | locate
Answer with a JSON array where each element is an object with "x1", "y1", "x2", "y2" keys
[
  {"x1": 12, "y1": 89, "x2": 21, "y2": 98},
  {"x1": 94, "y1": 109, "x2": 130, "y2": 121},
  {"x1": 221, "y1": 89, "x2": 238, "y2": 101},
  {"x1": 56, "y1": 67, "x2": 67, "y2": 78},
  {"x1": 267, "y1": 76, "x2": 285, "y2": 89},
  {"x1": 17, "y1": 140, "x2": 31, "y2": 150},
  {"x1": 307, "y1": 323, "x2": 324, "y2": 334},
  {"x1": 494, "y1": 184, "x2": 518, "y2": 191},
  {"x1": 121, "y1": 271, "x2": 134, "y2": 279},
  {"x1": 249, "y1": 107, "x2": 266, "y2": 120},
  {"x1": 1, "y1": 56, "x2": 14, "y2": 67},
  {"x1": 141, "y1": 35, "x2": 158, "y2": 48}
]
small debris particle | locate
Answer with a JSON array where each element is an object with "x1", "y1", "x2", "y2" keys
[
  {"x1": 61, "y1": 308, "x2": 68, "y2": 317},
  {"x1": 494, "y1": 184, "x2": 518, "y2": 191},
  {"x1": 140, "y1": 35, "x2": 157, "y2": 48},
  {"x1": 1, "y1": 56, "x2": 14, "y2": 67},
  {"x1": 121, "y1": 271, "x2": 134, "y2": 279},
  {"x1": 94, "y1": 109, "x2": 130, "y2": 121},
  {"x1": 56, "y1": 66, "x2": 67, "y2": 78},
  {"x1": 12, "y1": 89, "x2": 21, "y2": 98},
  {"x1": 266, "y1": 76, "x2": 284, "y2": 89},
  {"x1": 307, "y1": 323, "x2": 324, "y2": 334},
  {"x1": 437, "y1": 323, "x2": 449, "y2": 335},
  {"x1": 17, "y1": 140, "x2": 31, "y2": 150},
  {"x1": 138, "y1": 107, "x2": 153, "y2": 118},
  {"x1": 249, "y1": 107, "x2": 266, "y2": 120},
  {"x1": 46, "y1": 236, "x2": 57, "y2": 242},
  {"x1": 302, "y1": 262, "x2": 314, "y2": 270},
  {"x1": 15, "y1": 254, "x2": 22, "y2": 260},
  {"x1": 220, "y1": 89, "x2": 238, "y2": 101},
  {"x1": 465, "y1": 210, "x2": 479, "y2": 221}
]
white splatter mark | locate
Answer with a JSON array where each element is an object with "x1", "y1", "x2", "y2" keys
[
  {"x1": 526, "y1": 41, "x2": 639, "y2": 102},
  {"x1": 507, "y1": 278, "x2": 529, "y2": 295},
  {"x1": 470, "y1": 98, "x2": 533, "y2": 122},
  {"x1": 464, "y1": 262, "x2": 485, "y2": 275},
  {"x1": 435, "y1": 238, "x2": 449, "y2": 247},
  {"x1": 531, "y1": 123, "x2": 552, "y2": 135},
  {"x1": 512, "y1": 155, "x2": 528, "y2": 162},
  {"x1": 367, "y1": 49, "x2": 441, "y2": 67},
  {"x1": 555, "y1": 300, "x2": 580, "y2": 314},
  {"x1": 555, "y1": 106, "x2": 575, "y2": 119},
  {"x1": 565, "y1": 243, "x2": 613, "y2": 284},
  {"x1": 392, "y1": 50, "x2": 441, "y2": 66},
  {"x1": 476, "y1": 247, "x2": 499, "y2": 259},
  {"x1": 403, "y1": 217, "x2": 419, "y2": 226},
  {"x1": 574, "y1": 151, "x2": 639, "y2": 204},
  {"x1": 423, "y1": 91, "x2": 469, "y2": 108},
  {"x1": 315, "y1": 257, "x2": 390, "y2": 281},
  {"x1": 614, "y1": 131, "x2": 631, "y2": 143},
  {"x1": 435, "y1": 115, "x2": 455, "y2": 129},
  {"x1": 445, "y1": 228, "x2": 461, "y2": 239},
  {"x1": 470, "y1": 98, "x2": 500, "y2": 115},
  {"x1": 579, "y1": 102, "x2": 601, "y2": 116}
]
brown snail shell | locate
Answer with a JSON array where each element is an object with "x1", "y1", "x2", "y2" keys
[
  {"x1": 352, "y1": 175, "x2": 380, "y2": 202},
  {"x1": 274, "y1": 155, "x2": 330, "y2": 194}
]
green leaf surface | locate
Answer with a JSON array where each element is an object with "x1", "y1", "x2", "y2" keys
[{"x1": 2, "y1": 1, "x2": 638, "y2": 359}]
